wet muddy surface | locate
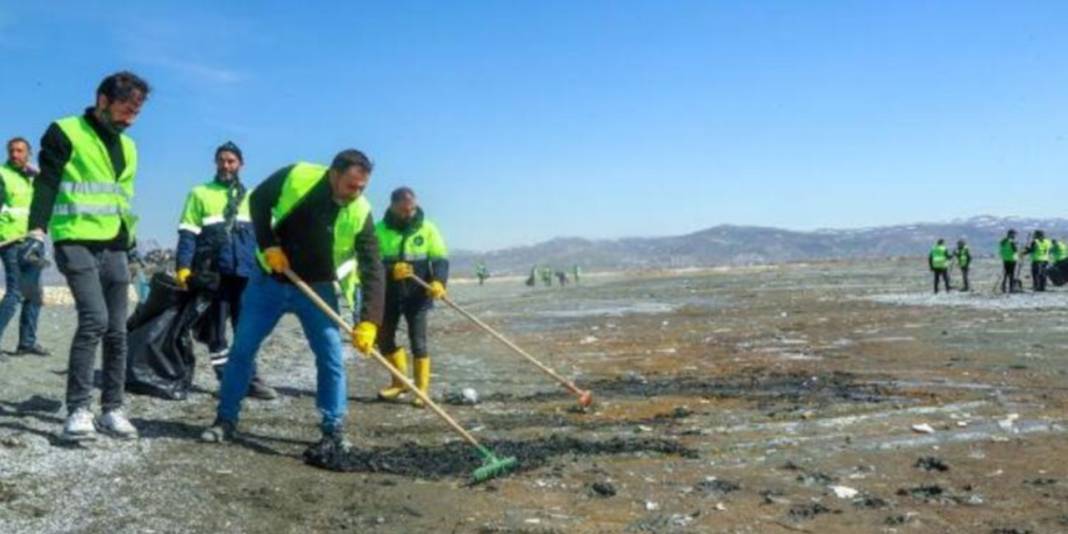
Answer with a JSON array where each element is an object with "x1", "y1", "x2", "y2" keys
[
  {"x1": 2, "y1": 257, "x2": 1068, "y2": 532},
  {"x1": 306, "y1": 435, "x2": 697, "y2": 478}
]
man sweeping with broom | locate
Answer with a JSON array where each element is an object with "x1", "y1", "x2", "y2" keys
[{"x1": 199, "y1": 150, "x2": 384, "y2": 456}]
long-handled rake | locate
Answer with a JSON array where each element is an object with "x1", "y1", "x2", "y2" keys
[
  {"x1": 282, "y1": 268, "x2": 518, "y2": 483},
  {"x1": 407, "y1": 274, "x2": 593, "y2": 408}
]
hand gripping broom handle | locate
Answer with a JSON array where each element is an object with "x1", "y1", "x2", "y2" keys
[
  {"x1": 408, "y1": 274, "x2": 593, "y2": 406},
  {"x1": 281, "y1": 268, "x2": 485, "y2": 449}
]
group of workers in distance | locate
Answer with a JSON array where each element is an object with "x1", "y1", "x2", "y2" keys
[
  {"x1": 2, "y1": 70, "x2": 453, "y2": 456},
  {"x1": 928, "y1": 228, "x2": 1068, "y2": 294},
  {"x1": 525, "y1": 264, "x2": 581, "y2": 287}
]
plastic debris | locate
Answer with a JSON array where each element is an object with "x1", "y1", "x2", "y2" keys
[{"x1": 829, "y1": 485, "x2": 859, "y2": 499}]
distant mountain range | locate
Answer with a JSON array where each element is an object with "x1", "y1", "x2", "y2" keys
[
  {"x1": 38, "y1": 215, "x2": 1066, "y2": 284},
  {"x1": 448, "y1": 215, "x2": 1068, "y2": 275}
]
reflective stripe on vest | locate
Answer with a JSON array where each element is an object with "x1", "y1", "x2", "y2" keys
[
  {"x1": 178, "y1": 180, "x2": 252, "y2": 235},
  {"x1": 59, "y1": 182, "x2": 129, "y2": 197}
]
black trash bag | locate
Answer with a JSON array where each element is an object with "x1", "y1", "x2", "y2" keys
[
  {"x1": 125, "y1": 272, "x2": 214, "y2": 400},
  {"x1": 1048, "y1": 260, "x2": 1068, "y2": 287}
]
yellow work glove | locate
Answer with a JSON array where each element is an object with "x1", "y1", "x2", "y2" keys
[
  {"x1": 391, "y1": 262, "x2": 413, "y2": 281},
  {"x1": 176, "y1": 267, "x2": 193, "y2": 289},
  {"x1": 351, "y1": 321, "x2": 377, "y2": 356},
  {"x1": 264, "y1": 246, "x2": 290, "y2": 273},
  {"x1": 427, "y1": 280, "x2": 447, "y2": 300}
]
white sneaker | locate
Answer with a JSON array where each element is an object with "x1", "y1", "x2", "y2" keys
[
  {"x1": 96, "y1": 409, "x2": 139, "y2": 439},
  {"x1": 62, "y1": 407, "x2": 97, "y2": 442}
]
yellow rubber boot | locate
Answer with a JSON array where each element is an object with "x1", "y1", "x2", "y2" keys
[
  {"x1": 377, "y1": 348, "x2": 409, "y2": 401},
  {"x1": 412, "y1": 357, "x2": 430, "y2": 408}
]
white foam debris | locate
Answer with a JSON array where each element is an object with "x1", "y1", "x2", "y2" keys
[
  {"x1": 998, "y1": 413, "x2": 1020, "y2": 431},
  {"x1": 912, "y1": 423, "x2": 936, "y2": 434},
  {"x1": 539, "y1": 302, "x2": 675, "y2": 318},
  {"x1": 829, "y1": 485, "x2": 859, "y2": 499},
  {"x1": 863, "y1": 291, "x2": 1068, "y2": 311}
]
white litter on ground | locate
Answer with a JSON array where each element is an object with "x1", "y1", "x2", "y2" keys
[
  {"x1": 829, "y1": 485, "x2": 859, "y2": 499},
  {"x1": 862, "y1": 292, "x2": 1068, "y2": 311}
]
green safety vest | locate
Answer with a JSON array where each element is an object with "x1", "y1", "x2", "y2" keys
[
  {"x1": 375, "y1": 218, "x2": 447, "y2": 262},
  {"x1": 999, "y1": 238, "x2": 1017, "y2": 261},
  {"x1": 955, "y1": 246, "x2": 971, "y2": 268},
  {"x1": 49, "y1": 115, "x2": 138, "y2": 245},
  {"x1": 1032, "y1": 238, "x2": 1052, "y2": 262},
  {"x1": 178, "y1": 180, "x2": 251, "y2": 234},
  {"x1": 254, "y1": 162, "x2": 372, "y2": 308},
  {"x1": 1053, "y1": 241, "x2": 1068, "y2": 263},
  {"x1": 0, "y1": 163, "x2": 34, "y2": 241},
  {"x1": 930, "y1": 244, "x2": 949, "y2": 269}
]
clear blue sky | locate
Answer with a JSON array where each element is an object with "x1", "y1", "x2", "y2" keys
[{"x1": 2, "y1": 1, "x2": 1067, "y2": 250}]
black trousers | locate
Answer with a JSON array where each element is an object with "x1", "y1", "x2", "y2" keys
[
  {"x1": 959, "y1": 266, "x2": 970, "y2": 291},
  {"x1": 204, "y1": 275, "x2": 248, "y2": 355},
  {"x1": 378, "y1": 299, "x2": 429, "y2": 358},
  {"x1": 1002, "y1": 261, "x2": 1017, "y2": 293},
  {"x1": 55, "y1": 245, "x2": 129, "y2": 413},
  {"x1": 933, "y1": 269, "x2": 950, "y2": 293},
  {"x1": 1032, "y1": 261, "x2": 1049, "y2": 291}
]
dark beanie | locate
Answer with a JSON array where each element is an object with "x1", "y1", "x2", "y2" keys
[{"x1": 215, "y1": 141, "x2": 243, "y2": 162}]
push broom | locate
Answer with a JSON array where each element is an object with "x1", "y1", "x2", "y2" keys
[
  {"x1": 282, "y1": 268, "x2": 518, "y2": 483},
  {"x1": 406, "y1": 273, "x2": 593, "y2": 408}
]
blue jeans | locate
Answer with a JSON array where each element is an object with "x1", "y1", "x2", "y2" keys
[
  {"x1": 217, "y1": 270, "x2": 347, "y2": 434},
  {"x1": 0, "y1": 243, "x2": 42, "y2": 349}
]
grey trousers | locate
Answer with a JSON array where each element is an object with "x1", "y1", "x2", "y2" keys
[{"x1": 55, "y1": 245, "x2": 130, "y2": 413}]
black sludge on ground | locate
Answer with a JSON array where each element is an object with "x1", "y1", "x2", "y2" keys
[
  {"x1": 305, "y1": 435, "x2": 697, "y2": 479},
  {"x1": 480, "y1": 369, "x2": 895, "y2": 405}
]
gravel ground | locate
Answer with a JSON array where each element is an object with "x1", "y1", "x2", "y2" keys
[{"x1": 0, "y1": 258, "x2": 1067, "y2": 532}]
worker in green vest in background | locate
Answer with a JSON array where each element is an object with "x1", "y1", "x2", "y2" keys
[
  {"x1": 475, "y1": 262, "x2": 489, "y2": 286},
  {"x1": 999, "y1": 229, "x2": 1020, "y2": 293},
  {"x1": 1024, "y1": 230, "x2": 1052, "y2": 292},
  {"x1": 953, "y1": 239, "x2": 971, "y2": 292},
  {"x1": 200, "y1": 150, "x2": 385, "y2": 456},
  {"x1": 572, "y1": 264, "x2": 581, "y2": 284},
  {"x1": 1051, "y1": 238, "x2": 1067, "y2": 264},
  {"x1": 540, "y1": 265, "x2": 553, "y2": 287},
  {"x1": 0, "y1": 137, "x2": 49, "y2": 358},
  {"x1": 29, "y1": 71, "x2": 149, "y2": 442},
  {"x1": 374, "y1": 187, "x2": 449, "y2": 408},
  {"x1": 174, "y1": 141, "x2": 276, "y2": 399},
  {"x1": 929, "y1": 239, "x2": 951, "y2": 294}
]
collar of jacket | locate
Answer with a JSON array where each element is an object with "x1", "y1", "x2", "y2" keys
[
  {"x1": 82, "y1": 107, "x2": 120, "y2": 143},
  {"x1": 384, "y1": 206, "x2": 424, "y2": 233}
]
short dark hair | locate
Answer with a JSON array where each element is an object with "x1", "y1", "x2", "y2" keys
[
  {"x1": 6, "y1": 137, "x2": 30, "y2": 151},
  {"x1": 215, "y1": 141, "x2": 243, "y2": 162},
  {"x1": 330, "y1": 149, "x2": 373, "y2": 174},
  {"x1": 97, "y1": 71, "x2": 151, "y2": 103},
  {"x1": 390, "y1": 186, "x2": 415, "y2": 204}
]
